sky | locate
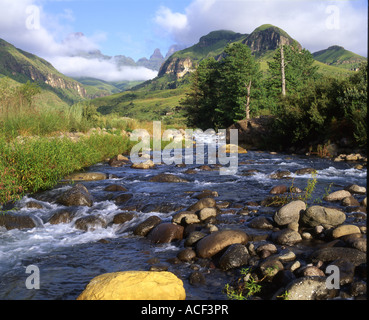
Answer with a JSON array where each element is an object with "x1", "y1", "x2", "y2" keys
[{"x1": 0, "y1": 0, "x2": 367, "y2": 82}]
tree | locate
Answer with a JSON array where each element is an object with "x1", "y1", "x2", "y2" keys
[
  {"x1": 216, "y1": 43, "x2": 261, "y2": 128},
  {"x1": 182, "y1": 43, "x2": 261, "y2": 130},
  {"x1": 267, "y1": 44, "x2": 318, "y2": 97}
]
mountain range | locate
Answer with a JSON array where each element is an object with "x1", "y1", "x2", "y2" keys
[{"x1": 0, "y1": 24, "x2": 367, "y2": 120}]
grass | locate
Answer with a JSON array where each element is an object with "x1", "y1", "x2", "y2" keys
[{"x1": 0, "y1": 132, "x2": 135, "y2": 205}]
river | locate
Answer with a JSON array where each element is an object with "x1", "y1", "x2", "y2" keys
[{"x1": 0, "y1": 140, "x2": 366, "y2": 300}]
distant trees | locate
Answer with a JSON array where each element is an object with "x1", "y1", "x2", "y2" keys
[{"x1": 182, "y1": 43, "x2": 261, "y2": 130}]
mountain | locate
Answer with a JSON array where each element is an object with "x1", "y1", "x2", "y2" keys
[
  {"x1": 89, "y1": 24, "x2": 366, "y2": 125},
  {"x1": 136, "y1": 48, "x2": 165, "y2": 71},
  {"x1": 313, "y1": 45, "x2": 366, "y2": 71},
  {"x1": 0, "y1": 38, "x2": 86, "y2": 104}
]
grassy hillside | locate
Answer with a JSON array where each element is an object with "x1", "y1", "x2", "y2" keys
[{"x1": 313, "y1": 46, "x2": 367, "y2": 70}]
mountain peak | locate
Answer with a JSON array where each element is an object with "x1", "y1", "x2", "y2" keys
[
  {"x1": 243, "y1": 24, "x2": 301, "y2": 55},
  {"x1": 150, "y1": 48, "x2": 164, "y2": 60}
]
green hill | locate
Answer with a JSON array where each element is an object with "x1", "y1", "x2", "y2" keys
[
  {"x1": 0, "y1": 38, "x2": 87, "y2": 105},
  {"x1": 313, "y1": 45, "x2": 366, "y2": 71}
]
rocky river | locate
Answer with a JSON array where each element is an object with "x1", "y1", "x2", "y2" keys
[{"x1": 0, "y1": 136, "x2": 367, "y2": 300}]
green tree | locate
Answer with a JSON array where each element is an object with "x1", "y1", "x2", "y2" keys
[
  {"x1": 267, "y1": 44, "x2": 318, "y2": 97},
  {"x1": 216, "y1": 43, "x2": 261, "y2": 128},
  {"x1": 182, "y1": 43, "x2": 261, "y2": 130}
]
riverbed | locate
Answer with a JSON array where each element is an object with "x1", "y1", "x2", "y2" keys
[{"x1": 0, "y1": 143, "x2": 366, "y2": 300}]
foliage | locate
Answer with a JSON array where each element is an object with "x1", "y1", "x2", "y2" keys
[{"x1": 182, "y1": 43, "x2": 261, "y2": 130}]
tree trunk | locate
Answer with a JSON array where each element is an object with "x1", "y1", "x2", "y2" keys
[
  {"x1": 245, "y1": 80, "x2": 252, "y2": 126},
  {"x1": 281, "y1": 45, "x2": 286, "y2": 97}
]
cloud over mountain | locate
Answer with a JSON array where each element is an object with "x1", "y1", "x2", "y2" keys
[{"x1": 154, "y1": 0, "x2": 367, "y2": 57}]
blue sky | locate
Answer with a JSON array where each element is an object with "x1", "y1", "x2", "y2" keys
[{"x1": 0, "y1": 0, "x2": 367, "y2": 81}]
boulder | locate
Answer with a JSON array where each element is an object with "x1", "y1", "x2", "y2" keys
[
  {"x1": 48, "y1": 209, "x2": 75, "y2": 225},
  {"x1": 77, "y1": 271, "x2": 186, "y2": 300},
  {"x1": 309, "y1": 247, "x2": 366, "y2": 266},
  {"x1": 57, "y1": 184, "x2": 93, "y2": 207},
  {"x1": 331, "y1": 224, "x2": 361, "y2": 239},
  {"x1": 172, "y1": 211, "x2": 200, "y2": 225},
  {"x1": 295, "y1": 168, "x2": 317, "y2": 175},
  {"x1": 196, "y1": 230, "x2": 248, "y2": 259},
  {"x1": 219, "y1": 144, "x2": 247, "y2": 154},
  {"x1": 63, "y1": 172, "x2": 107, "y2": 182},
  {"x1": 274, "y1": 200, "x2": 306, "y2": 226},
  {"x1": 149, "y1": 173, "x2": 189, "y2": 183},
  {"x1": 219, "y1": 244, "x2": 249, "y2": 271},
  {"x1": 130, "y1": 160, "x2": 155, "y2": 169},
  {"x1": 133, "y1": 216, "x2": 162, "y2": 237},
  {"x1": 324, "y1": 190, "x2": 351, "y2": 202},
  {"x1": 269, "y1": 185, "x2": 288, "y2": 195},
  {"x1": 271, "y1": 229, "x2": 302, "y2": 246},
  {"x1": 113, "y1": 193, "x2": 133, "y2": 204},
  {"x1": 147, "y1": 223, "x2": 184, "y2": 244},
  {"x1": 346, "y1": 184, "x2": 366, "y2": 195},
  {"x1": 269, "y1": 170, "x2": 291, "y2": 179},
  {"x1": 74, "y1": 215, "x2": 107, "y2": 231},
  {"x1": 177, "y1": 248, "x2": 197, "y2": 262},
  {"x1": 198, "y1": 207, "x2": 217, "y2": 221},
  {"x1": 300, "y1": 206, "x2": 346, "y2": 228},
  {"x1": 112, "y1": 212, "x2": 135, "y2": 225},
  {"x1": 0, "y1": 214, "x2": 36, "y2": 230},
  {"x1": 187, "y1": 198, "x2": 216, "y2": 212}
]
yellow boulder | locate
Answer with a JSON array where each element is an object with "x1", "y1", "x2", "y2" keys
[
  {"x1": 219, "y1": 144, "x2": 247, "y2": 154},
  {"x1": 77, "y1": 271, "x2": 186, "y2": 300}
]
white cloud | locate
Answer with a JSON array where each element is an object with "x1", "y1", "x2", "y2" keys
[
  {"x1": 0, "y1": 0, "x2": 158, "y2": 81},
  {"x1": 154, "y1": 0, "x2": 368, "y2": 57},
  {"x1": 48, "y1": 56, "x2": 158, "y2": 82}
]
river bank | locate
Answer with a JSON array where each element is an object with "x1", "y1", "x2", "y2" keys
[{"x1": 0, "y1": 142, "x2": 366, "y2": 300}]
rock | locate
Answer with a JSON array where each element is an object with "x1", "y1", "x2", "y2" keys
[
  {"x1": 149, "y1": 173, "x2": 189, "y2": 183},
  {"x1": 278, "y1": 276, "x2": 335, "y2": 300},
  {"x1": 329, "y1": 260, "x2": 355, "y2": 285},
  {"x1": 301, "y1": 206, "x2": 346, "y2": 228},
  {"x1": 193, "y1": 190, "x2": 219, "y2": 199},
  {"x1": 75, "y1": 215, "x2": 106, "y2": 231},
  {"x1": 198, "y1": 207, "x2": 217, "y2": 221},
  {"x1": 108, "y1": 156, "x2": 129, "y2": 167},
  {"x1": 295, "y1": 168, "x2": 317, "y2": 175},
  {"x1": 324, "y1": 190, "x2": 351, "y2": 202},
  {"x1": 346, "y1": 184, "x2": 366, "y2": 195},
  {"x1": 350, "y1": 281, "x2": 367, "y2": 297},
  {"x1": 187, "y1": 198, "x2": 216, "y2": 212},
  {"x1": 63, "y1": 172, "x2": 107, "y2": 181},
  {"x1": 131, "y1": 160, "x2": 155, "y2": 169},
  {"x1": 133, "y1": 216, "x2": 162, "y2": 236},
  {"x1": 172, "y1": 211, "x2": 200, "y2": 225},
  {"x1": 309, "y1": 247, "x2": 366, "y2": 266},
  {"x1": 219, "y1": 244, "x2": 249, "y2": 271},
  {"x1": 113, "y1": 194, "x2": 133, "y2": 204},
  {"x1": 0, "y1": 214, "x2": 37, "y2": 230},
  {"x1": 219, "y1": 144, "x2": 247, "y2": 154},
  {"x1": 196, "y1": 230, "x2": 248, "y2": 259},
  {"x1": 189, "y1": 271, "x2": 206, "y2": 286},
  {"x1": 271, "y1": 229, "x2": 302, "y2": 246},
  {"x1": 77, "y1": 271, "x2": 186, "y2": 300},
  {"x1": 269, "y1": 170, "x2": 291, "y2": 179},
  {"x1": 341, "y1": 196, "x2": 360, "y2": 207},
  {"x1": 332, "y1": 224, "x2": 361, "y2": 238},
  {"x1": 147, "y1": 223, "x2": 184, "y2": 244},
  {"x1": 361, "y1": 197, "x2": 367, "y2": 207},
  {"x1": 269, "y1": 185, "x2": 288, "y2": 194},
  {"x1": 104, "y1": 184, "x2": 128, "y2": 192},
  {"x1": 48, "y1": 209, "x2": 75, "y2": 225},
  {"x1": 57, "y1": 184, "x2": 94, "y2": 207},
  {"x1": 274, "y1": 200, "x2": 306, "y2": 226},
  {"x1": 25, "y1": 201, "x2": 44, "y2": 209},
  {"x1": 256, "y1": 243, "x2": 278, "y2": 255},
  {"x1": 301, "y1": 266, "x2": 325, "y2": 277},
  {"x1": 259, "y1": 258, "x2": 284, "y2": 278},
  {"x1": 177, "y1": 248, "x2": 196, "y2": 262},
  {"x1": 112, "y1": 212, "x2": 135, "y2": 224},
  {"x1": 248, "y1": 216, "x2": 274, "y2": 229},
  {"x1": 184, "y1": 231, "x2": 207, "y2": 247}
]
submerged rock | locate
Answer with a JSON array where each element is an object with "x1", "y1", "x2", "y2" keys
[{"x1": 0, "y1": 214, "x2": 37, "y2": 230}]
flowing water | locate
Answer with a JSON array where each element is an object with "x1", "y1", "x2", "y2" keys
[{"x1": 0, "y1": 141, "x2": 366, "y2": 300}]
